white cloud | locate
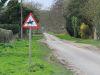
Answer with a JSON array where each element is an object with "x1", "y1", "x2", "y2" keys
[{"x1": 24, "y1": 0, "x2": 54, "y2": 10}]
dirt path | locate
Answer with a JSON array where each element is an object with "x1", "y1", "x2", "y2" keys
[{"x1": 44, "y1": 33, "x2": 100, "y2": 75}]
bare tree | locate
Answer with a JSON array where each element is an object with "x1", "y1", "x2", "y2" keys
[{"x1": 39, "y1": 0, "x2": 66, "y2": 33}]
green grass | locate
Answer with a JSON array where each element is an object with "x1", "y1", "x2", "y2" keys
[
  {"x1": 55, "y1": 33, "x2": 100, "y2": 48},
  {"x1": 55, "y1": 34, "x2": 77, "y2": 41},
  {"x1": 0, "y1": 35, "x2": 73, "y2": 75}
]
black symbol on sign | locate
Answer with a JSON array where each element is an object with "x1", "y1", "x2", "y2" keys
[{"x1": 27, "y1": 20, "x2": 34, "y2": 24}]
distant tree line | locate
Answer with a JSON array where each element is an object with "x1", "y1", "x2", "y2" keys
[{"x1": 39, "y1": 0, "x2": 66, "y2": 33}]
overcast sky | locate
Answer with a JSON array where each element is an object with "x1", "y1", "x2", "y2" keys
[{"x1": 24, "y1": 0, "x2": 54, "y2": 10}]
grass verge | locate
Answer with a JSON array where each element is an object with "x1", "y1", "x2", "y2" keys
[
  {"x1": 55, "y1": 33, "x2": 100, "y2": 48},
  {"x1": 0, "y1": 35, "x2": 73, "y2": 75}
]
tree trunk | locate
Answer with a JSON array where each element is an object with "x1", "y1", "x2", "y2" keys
[{"x1": 94, "y1": 26, "x2": 97, "y2": 40}]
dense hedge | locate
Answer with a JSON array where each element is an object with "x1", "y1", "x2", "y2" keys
[{"x1": 0, "y1": 24, "x2": 20, "y2": 34}]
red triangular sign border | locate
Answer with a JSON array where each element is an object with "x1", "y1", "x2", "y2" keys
[{"x1": 22, "y1": 12, "x2": 40, "y2": 29}]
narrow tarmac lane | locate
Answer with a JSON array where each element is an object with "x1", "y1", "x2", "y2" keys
[{"x1": 44, "y1": 33, "x2": 100, "y2": 75}]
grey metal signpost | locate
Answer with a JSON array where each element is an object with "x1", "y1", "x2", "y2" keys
[
  {"x1": 29, "y1": 28, "x2": 32, "y2": 68},
  {"x1": 21, "y1": 0, "x2": 23, "y2": 39}
]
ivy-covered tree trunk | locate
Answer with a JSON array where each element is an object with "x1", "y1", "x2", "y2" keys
[{"x1": 71, "y1": 16, "x2": 79, "y2": 37}]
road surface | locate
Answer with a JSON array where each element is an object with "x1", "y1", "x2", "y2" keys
[{"x1": 44, "y1": 33, "x2": 100, "y2": 75}]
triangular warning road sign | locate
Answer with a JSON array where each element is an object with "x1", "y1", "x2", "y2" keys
[{"x1": 22, "y1": 12, "x2": 40, "y2": 29}]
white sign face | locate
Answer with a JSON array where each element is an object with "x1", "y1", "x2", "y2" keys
[
  {"x1": 24, "y1": 15, "x2": 37, "y2": 27},
  {"x1": 22, "y1": 12, "x2": 40, "y2": 29}
]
